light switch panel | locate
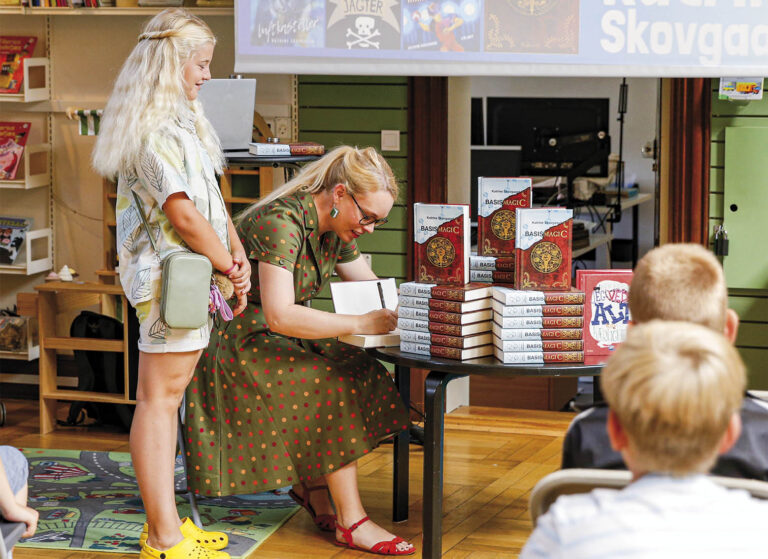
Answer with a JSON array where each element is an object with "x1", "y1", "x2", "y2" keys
[{"x1": 380, "y1": 130, "x2": 400, "y2": 152}]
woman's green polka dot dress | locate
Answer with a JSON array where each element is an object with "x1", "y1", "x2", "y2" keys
[{"x1": 185, "y1": 193, "x2": 409, "y2": 496}]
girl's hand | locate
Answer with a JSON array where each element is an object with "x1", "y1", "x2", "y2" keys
[
  {"x1": 357, "y1": 308, "x2": 398, "y2": 334},
  {"x1": 229, "y1": 253, "x2": 251, "y2": 295},
  {"x1": 232, "y1": 289, "x2": 248, "y2": 317},
  {"x1": 2, "y1": 502, "x2": 38, "y2": 538}
]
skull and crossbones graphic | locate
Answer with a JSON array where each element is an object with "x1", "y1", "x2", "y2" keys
[{"x1": 346, "y1": 16, "x2": 381, "y2": 48}]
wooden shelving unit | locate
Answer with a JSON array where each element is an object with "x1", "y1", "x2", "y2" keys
[
  {"x1": 0, "y1": 57, "x2": 49, "y2": 103},
  {"x1": 36, "y1": 281, "x2": 133, "y2": 434},
  {"x1": 0, "y1": 143, "x2": 51, "y2": 190}
]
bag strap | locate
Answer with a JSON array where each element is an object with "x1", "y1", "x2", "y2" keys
[{"x1": 131, "y1": 190, "x2": 160, "y2": 256}]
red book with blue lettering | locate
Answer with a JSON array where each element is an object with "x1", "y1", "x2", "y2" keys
[
  {"x1": 576, "y1": 269, "x2": 633, "y2": 359},
  {"x1": 413, "y1": 203, "x2": 470, "y2": 285}
]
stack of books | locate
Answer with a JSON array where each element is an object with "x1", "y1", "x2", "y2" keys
[
  {"x1": 397, "y1": 282, "x2": 494, "y2": 360},
  {"x1": 491, "y1": 286, "x2": 586, "y2": 364},
  {"x1": 468, "y1": 253, "x2": 515, "y2": 285}
]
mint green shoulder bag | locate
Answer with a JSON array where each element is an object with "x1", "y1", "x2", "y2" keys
[{"x1": 131, "y1": 191, "x2": 212, "y2": 329}]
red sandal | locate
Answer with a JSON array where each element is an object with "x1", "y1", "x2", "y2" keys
[
  {"x1": 287, "y1": 482, "x2": 336, "y2": 532},
  {"x1": 335, "y1": 516, "x2": 415, "y2": 556}
]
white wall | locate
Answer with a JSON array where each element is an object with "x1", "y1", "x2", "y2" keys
[{"x1": 469, "y1": 77, "x2": 659, "y2": 259}]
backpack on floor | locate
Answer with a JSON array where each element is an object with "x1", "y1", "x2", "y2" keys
[{"x1": 59, "y1": 310, "x2": 138, "y2": 431}]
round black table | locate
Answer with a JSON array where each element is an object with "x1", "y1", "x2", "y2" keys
[{"x1": 368, "y1": 347, "x2": 603, "y2": 559}]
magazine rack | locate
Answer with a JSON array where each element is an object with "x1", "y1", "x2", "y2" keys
[
  {"x1": 0, "y1": 143, "x2": 50, "y2": 190},
  {"x1": 0, "y1": 58, "x2": 49, "y2": 103}
]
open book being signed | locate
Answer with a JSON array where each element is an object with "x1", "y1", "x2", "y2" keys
[{"x1": 330, "y1": 278, "x2": 400, "y2": 348}]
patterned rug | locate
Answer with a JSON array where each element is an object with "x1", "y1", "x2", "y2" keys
[{"x1": 16, "y1": 448, "x2": 298, "y2": 557}]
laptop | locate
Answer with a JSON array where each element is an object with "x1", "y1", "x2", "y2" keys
[{"x1": 197, "y1": 78, "x2": 257, "y2": 155}]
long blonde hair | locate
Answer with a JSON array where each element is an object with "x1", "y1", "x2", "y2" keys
[
  {"x1": 238, "y1": 145, "x2": 399, "y2": 222},
  {"x1": 92, "y1": 8, "x2": 224, "y2": 178}
]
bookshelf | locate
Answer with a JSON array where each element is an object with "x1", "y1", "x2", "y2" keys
[{"x1": 1, "y1": 17, "x2": 54, "y2": 356}]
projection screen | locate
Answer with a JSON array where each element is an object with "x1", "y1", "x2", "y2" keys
[{"x1": 235, "y1": 0, "x2": 768, "y2": 77}]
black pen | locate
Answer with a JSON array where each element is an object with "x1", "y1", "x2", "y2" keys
[{"x1": 377, "y1": 281, "x2": 387, "y2": 309}]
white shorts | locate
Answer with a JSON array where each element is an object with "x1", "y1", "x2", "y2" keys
[{"x1": 134, "y1": 296, "x2": 212, "y2": 353}]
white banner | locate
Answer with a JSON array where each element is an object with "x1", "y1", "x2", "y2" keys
[{"x1": 235, "y1": 0, "x2": 768, "y2": 76}]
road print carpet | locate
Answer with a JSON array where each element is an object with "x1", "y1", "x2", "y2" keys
[{"x1": 16, "y1": 448, "x2": 298, "y2": 557}]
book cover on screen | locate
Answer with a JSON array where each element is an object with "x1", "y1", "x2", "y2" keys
[
  {"x1": 413, "y1": 203, "x2": 470, "y2": 285},
  {"x1": 325, "y1": 0, "x2": 400, "y2": 49},
  {"x1": 477, "y1": 177, "x2": 532, "y2": 256},
  {"x1": 401, "y1": 0, "x2": 482, "y2": 52},
  {"x1": 0, "y1": 216, "x2": 30, "y2": 265},
  {"x1": 249, "y1": 0, "x2": 324, "y2": 47},
  {"x1": 0, "y1": 122, "x2": 30, "y2": 181},
  {"x1": 515, "y1": 208, "x2": 573, "y2": 291},
  {"x1": 484, "y1": 0, "x2": 578, "y2": 54},
  {"x1": 576, "y1": 269, "x2": 633, "y2": 358},
  {"x1": 492, "y1": 286, "x2": 585, "y2": 306},
  {"x1": 0, "y1": 37, "x2": 37, "y2": 95}
]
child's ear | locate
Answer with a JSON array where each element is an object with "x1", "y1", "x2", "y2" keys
[
  {"x1": 718, "y1": 413, "x2": 742, "y2": 456},
  {"x1": 723, "y1": 309, "x2": 739, "y2": 344},
  {"x1": 607, "y1": 409, "x2": 629, "y2": 452}
]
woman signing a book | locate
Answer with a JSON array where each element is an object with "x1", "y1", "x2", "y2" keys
[
  {"x1": 185, "y1": 145, "x2": 414, "y2": 555},
  {"x1": 92, "y1": 9, "x2": 249, "y2": 559}
]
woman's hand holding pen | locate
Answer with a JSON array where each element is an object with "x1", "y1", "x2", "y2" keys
[{"x1": 357, "y1": 308, "x2": 397, "y2": 334}]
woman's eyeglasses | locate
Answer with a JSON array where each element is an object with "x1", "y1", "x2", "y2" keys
[{"x1": 348, "y1": 192, "x2": 388, "y2": 226}]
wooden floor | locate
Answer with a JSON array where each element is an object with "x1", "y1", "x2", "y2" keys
[{"x1": 0, "y1": 399, "x2": 575, "y2": 558}]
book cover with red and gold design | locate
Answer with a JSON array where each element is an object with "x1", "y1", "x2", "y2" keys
[
  {"x1": 484, "y1": 0, "x2": 579, "y2": 54},
  {"x1": 576, "y1": 269, "x2": 633, "y2": 359},
  {"x1": 477, "y1": 177, "x2": 531, "y2": 256},
  {"x1": 0, "y1": 36, "x2": 37, "y2": 95},
  {"x1": 414, "y1": 203, "x2": 470, "y2": 285},
  {"x1": 515, "y1": 208, "x2": 573, "y2": 291}
]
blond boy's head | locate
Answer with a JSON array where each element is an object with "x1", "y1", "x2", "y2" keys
[
  {"x1": 602, "y1": 320, "x2": 745, "y2": 475},
  {"x1": 629, "y1": 244, "x2": 728, "y2": 332}
]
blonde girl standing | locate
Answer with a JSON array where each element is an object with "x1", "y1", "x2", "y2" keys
[{"x1": 92, "y1": 9, "x2": 249, "y2": 559}]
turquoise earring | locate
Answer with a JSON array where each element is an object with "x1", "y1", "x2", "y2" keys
[{"x1": 330, "y1": 206, "x2": 339, "y2": 218}]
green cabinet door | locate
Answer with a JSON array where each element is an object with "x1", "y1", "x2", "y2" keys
[{"x1": 723, "y1": 127, "x2": 768, "y2": 289}]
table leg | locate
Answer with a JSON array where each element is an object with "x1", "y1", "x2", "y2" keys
[
  {"x1": 393, "y1": 364, "x2": 410, "y2": 522},
  {"x1": 423, "y1": 371, "x2": 463, "y2": 559}
]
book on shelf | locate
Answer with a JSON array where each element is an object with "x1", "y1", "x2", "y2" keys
[
  {"x1": 492, "y1": 337, "x2": 584, "y2": 353},
  {"x1": 491, "y1": 299, "x2": 584, "y2": 317},
  {"x1": 477, "y1": 177, "x2": 532, "y2": 256},
  {"x1": 469, "y1": 254, "x2": 515, "y2": 271},
  {"x1": 413, "y1": 203, "x2": 470, "y2": 285},
  {"x1": 515, "y1": 207, "x2": 573, "y2": 291},
  {"x1": 249, "y1": 141, "x2": 325, "y2": 157},
  {"x1": 330, "y1": 278, "x2": 400, "y2": 347},
  {"x1": 576, "y1": 268, "x2": 633, "y2": 358},
  {"x1": 0, "y1": 216, "x2": 31, "y2": 265},
  {"x1": 397, "y1": 317, "x2": 492, "y2": 337},
  {"x1": 0, "y1": 37, "x2": 37, "y2": 95},
  {"x1": 492, "y1": 286, "x2": 585, "y2": 306},
  {"x1": 399, "y1": 281, "x2": 491, "y2": 301},
  {"x1": 492, "y1": 322, "x2": 583, "y2": 340},
  {"x1": 493, "y1": 347, "x2": 584, "y2": 364},
  {"x1": 399, "y1": 330, "x2": 491, "y2": 349},
  {"x1": 0, "y1": 122, "x2": 30, "y2": 181},
  {"x1": 493, "y1": 315, "x2": 584, "y2": 329},
  {"x1": 400, "y1": 341, "x2": 493, "y2": 361}
]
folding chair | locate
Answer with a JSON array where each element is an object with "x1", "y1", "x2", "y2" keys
[{"x1": 0, "y1": 521, "x2": 24, "y2": 559}]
